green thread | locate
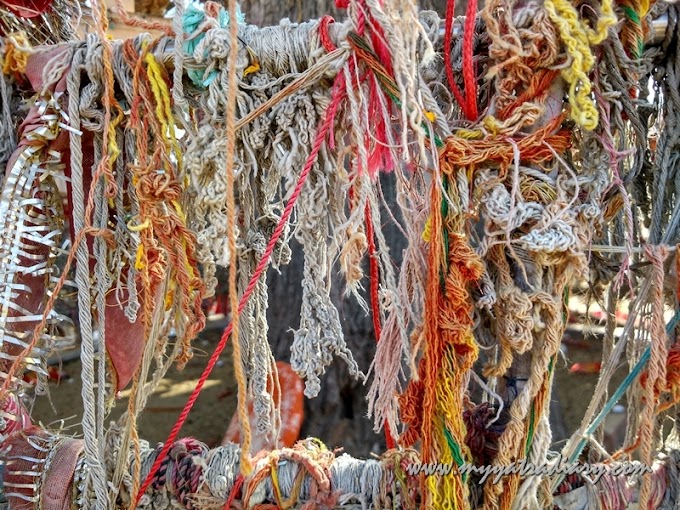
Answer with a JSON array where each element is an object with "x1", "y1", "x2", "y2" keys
[
  {"x1": 525, "y1": 404, "x2": 536, "y2": 457},
  {"x1": 621, "y1": 5, "x2": 640, "y2": 24},
  {"x1": 443, "y1": 426, "x2": 468, "y2": 483},
  {"x1": 347, "y1": 32, "x2": 444, "y2": 148},
  {"x1": 525, "y1": 356, "x2": 556, "y2": 457}
]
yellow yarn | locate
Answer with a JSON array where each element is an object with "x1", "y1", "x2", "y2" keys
[
  {"x1": 145, "y1": 53, "x2": 182, "y2": 167},
  {"x1": 483, "y1": 115, "x2": 502, "y2": 135},
  {"x1": 171, "y1": 200, "x2": 187, "y2": 223},
  {"x1": 127, "y1": 218, "x2": 151, "y2": 232},
  {"x1": 170, "y1": 201, "x2": 198, "y2": 280},
  {"x1": 639, "y1": 0, "x2": 650, "y2": 17},
  {"x1": 145, "y1": 57, "x2": 198, "y2": 292},
  {"x1": 422, "y1": 216, "x2": 432, "y2": 242},
  {"x1": 107, "y1": 113, "x2": 122, "y2": 165},
  {"x1": 2, "y1": 32, "x2": 31, "y2": 75},
  {"x1": 544, "y1": 0, "x2": 617, "y2": 130},
  {"x1": 134, "y1": 244, "x2": 145, "y2": 271},
  {"x1": 426, "y1": 345, "x2": 475, "y2": 509},
  {"x1": 243, "y1": 45, "x2": 260, "y2": 77},
  {"x1": 164, "y1": 280, "x2": 176, "y2": 311},
  {"x1": 457, "y1": 127, "x2": 485, "y2": 140}
]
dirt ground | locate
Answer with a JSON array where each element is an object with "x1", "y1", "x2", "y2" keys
[
  {"x1": 30, "y1": 320, "x2": 628, "y2": 453},
  {"x1": 31, "y1": 326, "x2": 238, "y2": 448}
]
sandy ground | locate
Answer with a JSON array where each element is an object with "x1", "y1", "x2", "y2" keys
[
  {"x1": 29, "y1": 321, "x2": 628, "y2": 453},
  {"x1": 31, "y1": 327, "x2": 238, "y2": 448}
]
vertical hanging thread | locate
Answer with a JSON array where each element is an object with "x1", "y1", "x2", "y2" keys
[
  {"x1": 225, "y1": 0, "x2": 251, "y2": 476},
  {"x1": 638, "y1": 245, "x2": 669, "y2": 506},
  {"x1": 462, "y1": 0, "x2": 478, "y2": 120},
  {"x1": 364, "y1": 201, "x2": 396, "y2": 450},
  {"x1": 444, "y1": 0, "x2": 470, "y2": 119},
  {"x1": 134, "y1": 66, "x2": 349, "y2": 507}
]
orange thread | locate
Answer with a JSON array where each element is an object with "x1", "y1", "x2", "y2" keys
[
  {"x1": 399, "y1": 168, "x2": 484, "y2": 507},
  {"x1": 440, "y1": 115, "x2": 570, "y2": 178}
]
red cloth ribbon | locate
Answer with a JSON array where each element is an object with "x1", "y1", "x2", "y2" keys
[{"x1": 0, "y1": 0, "x2": 54, "y2": 18}]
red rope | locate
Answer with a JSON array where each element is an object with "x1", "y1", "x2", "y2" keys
[
  {"x1": 134, "y1": 76, "x2": 348, "y2": 507},
  {"x1": 444, "y1": 0, "x2": 468, "y2": 119},
  {"x1": 462, "y1": 0, "x2": 478, "y2": 120},
  {"x1": 319, "y1": 15, "x2": 336, "y2": 53},
  {"x1": 364, "y1": 203, "x2": 396, "y2": 449},
  {"x1": 223, "y1": 474, "x2": 244, "y2": 509}
]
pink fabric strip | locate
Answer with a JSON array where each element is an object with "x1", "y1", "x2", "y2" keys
[{"x1": 41, "y1": 438, "x2": 84, "y2": 510}]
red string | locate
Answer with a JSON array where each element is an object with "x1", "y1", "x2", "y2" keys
[
  {"x1": 444, "y1": 0, "x2": 468, "y2": 119},
  {"x1": 364, "y1": 203, "x2": 396, "y2": 450},
  {"x1": 462, "y1": 0, "x2": 478, "y2": 120},
  {"x1": 318, "y1": 15, "x2": 336, "y2": 53},
  {"x1": 223, "y1": 474, "x2": 244, "y2": 509},
  {"x1": 134, "y1": 76, "x2": 348, "y2": 507}
]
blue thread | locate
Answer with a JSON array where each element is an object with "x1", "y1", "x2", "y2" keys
[
  {"x1": 182, "y1": 2, "x2": 245, "y2": 88},
  {"x1": 567, "y1": 309, "x2": 680, "y2": 464}
]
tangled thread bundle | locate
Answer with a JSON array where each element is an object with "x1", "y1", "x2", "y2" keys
[{"x1": 0, "y1": 0, "x2": 680, "y2": 508}]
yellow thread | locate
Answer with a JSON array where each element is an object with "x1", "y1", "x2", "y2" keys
[
  {"x1": 127, "y1": 218, "x2": 151, "y2": 232},
  {"x1": 466, "y1": 164, "x2": 476, "y2": 185},
  {"x1": 180, "y1": 239, "x2": 197, "y2": 282},
  {"x1": 482, "y1": 115, "x2": 503, "y2": 136},
  {"x1": 270, "y1": 457, "x2": 287, "y2": 508},
  {"x1": 134, "y1": 244, "x2": 145, "y2": 271},
  {"x1": 639, "y1": 0, "x2": 650, "y2": 17},
  {"x1": 107, "y1": 112, "x2": 122, "y2": 164},
  {"x1": 2, "y1": 32, "x2": 31, "y2": 75},
  {"x1": 164, "y1": 281, "x2": 176, "y2": 311},
  {"x1": 171, "y1": 201, "x2": 186, "y2": 223},
  {"x1": 457, "y1": 127, "x2": 484, "y2": 140},
  {"x1": 422, "y1": 216, "x2": 432, "y2": 242},
  {"x1": 145, "y1": 53, "x2": 183, "y2": 168},
  {"x1": 243, "y1": 45, "x2": 260, "y2": 77},
  {"x1": 424, "y1": 110, "x2": 437, "y2": 122},
  {"x1": 243, "y1": 63, "x2": 260, "y2": 77},
  {"x1": 544, "y1": 0, "x2": 617, "y2": 130},
  {"x1": 433, "y1": 344, "x2": 476, "y2": 508}
]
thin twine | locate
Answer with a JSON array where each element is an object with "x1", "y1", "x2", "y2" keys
[
  {"x1": 224, "y1": 0, "x2": 251, "y2": 477},
  {"x1": 363, "y1": 200, "x2": 396, "y2": 449},
  {"x1": 114, "y1": 0, "x2": 174, "y2": 36},
  {"x1": 638, "y1": 244, "x2": 669, "y2": 506},
  {"x1": 134, "y1": 67, "x2": 348, "y2": 508},
  {"x1": 67, "y1": 44, "x2": 109, "y2": 510},
  {"x1": 72, "y1": 3, "x2": 123, "y2": 503}
]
